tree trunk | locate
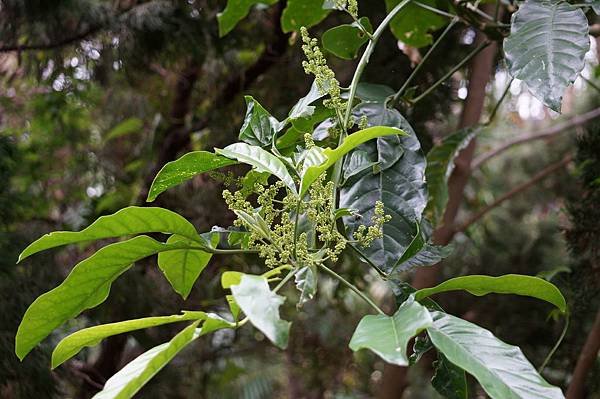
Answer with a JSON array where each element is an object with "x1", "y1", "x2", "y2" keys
[{"x1": 566, "y1": 309, "x2": 600, "y2": 399}]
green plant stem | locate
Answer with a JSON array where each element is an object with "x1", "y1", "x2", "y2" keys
[
  {"x1": 484, "y1": 76, "x2": 514, "y2": 126},
  {"x1": 318, "y1": 263, "x2": 386, "y2": 315},
  {"x1": 538, "y1": 315, "x2": 570, "y2": 373},
  {"x1": 184, "y1": 246, "x2": 259, "y2": 255},
  {"x1": 413, "y1": 1, "x2": 457, "y2": 19},
  {"x1": 391, "y1": 17, "x2": 459, "y2": 105},
  {"x1": 411, "y1": 40, "x2": 490, "y2": 105},
  {"x1": 347, "y1": 243, "x2": 387, "y2": 277},
  {"x1": 273, "y1": 267, "x2": 300, "y2": 293}
]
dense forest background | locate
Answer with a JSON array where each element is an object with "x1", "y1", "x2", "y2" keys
[{"x1": 1, "y1": 1, "x2": 599, "y2": 398}]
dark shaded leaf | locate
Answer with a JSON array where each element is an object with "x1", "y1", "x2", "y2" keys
[{"x1": 322, "y1": 17, "x2": 372, "y2": 60}]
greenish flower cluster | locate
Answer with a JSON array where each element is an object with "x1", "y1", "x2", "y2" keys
[
  {"x1": 334, "y1": 0, "x2": 359, "y2": 18},
  {"x1": 300, "y1": 27, "x2": 346, "y2": 115},
  {"x1": 353, "y1": 201, "x2": 391, "y2": 247}
]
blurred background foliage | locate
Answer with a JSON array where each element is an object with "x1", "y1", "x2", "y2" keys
[{"x1": 0, "y1": 0, "x2": 598, "y2": 398}]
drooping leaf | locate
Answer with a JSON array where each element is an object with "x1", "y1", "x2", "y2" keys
[
  {"x1": 217, "y1": 143, "x2": 297, "y2": 193},
  {"x1": 322, "y1": 17, "x2": 373, "y2": 60},
  {"x1": 19, "y1": 207, "x2": 202, "y2": 262},
  {"x1": 230, "y1": 274, "x2": 291, "y2": 349},
  {"x1": 15, "y1": 236, "x2": 192, "y2": 360},
  {"x1": 294, "y1": 265, "x2": 317, "y2": 306},
  {"x1": 281, "y1": 0, "x2": 330, "y2": 33},
  {"x1": 92, "y1": 316, "x2": 233, "y2": 399},
  {"x1": 147, "y1": 151, "x2": 237, "y2": 202},
  {"x1": 385, "y1": 0, "x2": 449, "y2": 47},
  {"x1": 300, "y1": 126, "x2": 406, "y2": 196},
  {"x1": 504, "y1": 0, "x2": 589, "y2": 111},
  {"x1": 52, "y1": 311, "x2": 208, "y2": 369},
  {"x1": 425, "y1": 128, "x2": 477, "y2": 225},
  {"x1": 349, "y1": 300, "x2": 432, "y2": 366},
  {"x1": 431, "y1": 352, "x2": 468, "y2": 399},
  {"x1": 427, "y1": 312, "x2": 565, "y2": 399},
  {"x1": 239, "y1": 96, "x2": 282, "y2": 147},
  {"x1": 288, "y1": 80, "x2": 325, "y2": 120},
  {"x1": 217, "y1": 0, "x2": 278, "y2": 37},
  {"x1": 341, "y1": 104, "x2": 427, "y2": 274},
  {"x1": 414, "y1": 274, "x2": 567, "y2": 313},
  {"x1": 158, "y1": 234, "x2": 219, "y2": 299}
]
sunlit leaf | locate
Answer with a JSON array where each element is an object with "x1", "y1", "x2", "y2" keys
[
  {"x1": 349, "y1": 300, "x2": 432, "y2": 366},
  {"x1": 158, "y1": 234, "x2": 219, "y2": 299},
  {"x1": 415, "y1": 274, "x2": 567, "y2": 313},
  {"x1": 230, "y1": 274, "x2": 291, "y2": 349},
  {"x1": 147, "y1": 152, "x2": 237, "y2": 202},
  {"x1": 300, "y1": 126, "x2": 405, "y2": 196},
  {"x1": 52, "y1": 311, "x2": 208, "y2": 368},
  {"x1": 19, "y1": 207, "x2": 203, "y2": 261},
  {"x1": 504, "y1": 0, "x2": 589, "y2": 111},
  {"x1": 294, "y1": 265, "x2": 317, "y2": 306},
  {"x1": 428, "y1": 312, "x2": 565, "y2": 399},
  {"x1": 385, "y1": 0, "x2": 448, "y2": 47},
  {"x1": 15, "y1": 236, "x2": 193, "y2": 360},
  {"x1": 217, "y1": 143, "x2": 297, "y2": 193}
]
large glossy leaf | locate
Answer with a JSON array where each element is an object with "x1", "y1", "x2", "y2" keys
[
  {"x1": 425, "y1": 128, "x2": 477, "y2": 225},
  {"x1": 349, "y1": 300, "x2": 432, "y2": 366},
  {"x1": 415, "y1": 274, "x2": 567, "y2": 313},
  {"x1": 322, "y1": 17, "x2": 372, "y2": 60},
  {"x1": 230, "y1": 274, "x2": 291, "y2": 349},
  {"x1": 147, "y1": 151, "x2": 237, "y2": 202},
  {"x1": 217, "y1": 0, "x2": 278, "y2": 37},
  {"x1": 92, "y1": 315, "x2": 233, "y2": 399},
  {"x1": 52, "y1": 311, "x2": 207, "y2": 368},
  {"x1": 217, "y1": 143, "x2": 297, "y2": 193},
  {"x1": 300, "y1": 126, "x2": 405, "y2": 196},
  {"x1": 19, "y1": 207, "x2": 202, "y2": 262},
  {"x1": 385, "y1": 0, "x2": 448, "y2": 47},
  {"x1": 281, "y1": 0, "x2": 330, "y2": 33},
  {"x1": 158, "y1": 234, "x2": 219, "y2": 299},
  {"x1": 15, "y1": 236, "x2": 192, "y2": 360},
  {"x1": 504, "y1": 0, "x2": 589, "y2": 112},
  {"x1": 288, "y1": 80, "x2": 325, "y2": 120},
  {"x1": 341, "y1": 104, "x2": 427, "y2": 274},
  {"x1": 427, "y1": 312, "x2": 565, "y2": 399},
  {"x1": 239, "y1": 96, "x2": 282, "y2": 146},
  {"x1": 585, "y1": 0, "x2": 600, "y2": 14}
]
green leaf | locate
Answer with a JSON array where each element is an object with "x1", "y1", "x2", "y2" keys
[
  {"x1": 288, "y1": 80, "x2": 325, "y2": 120},
  {"x1": 427, "y1": 312, "x2": 565, "y2": 399},
  {"x1": 92, "y1": 316, "x2": 233, "y2": 399},
  {"x1": 300, "y1": 126, "x2": 405, "y2": 196},
  {"x1": 352, "y1": 83, "x2": 396, "y2": 103},
  {"x1": 158, "y1": 234, "x2": 219, "y2": 299},
  {"x1": 147, "y1": 151, "x2": 237, "y2": 202},
  {"x1": 349, "y1": 300, "x2": 433, "y2": 366},
  {"x1": 342, "y1": 150, "x2": 379, "y2": 182},
  {"x1": 415, "y1": 274, "x2": 567, "y2": 313},
  {"x1": 322, "y1": 17, "x2": 372, "y2": 60},
  {"x1": 15, "y1": 236, "x2": 192, "y2": 360},
  {"x1": 504, "y1": 0, "x2": 590, "y2": 112},
  {"x1": 341, "y1": 104, "x2": 427, "y2": 274},
  {"x1": 278, "y1": 106, "x2": 334, "y2": 150},
  {"x1": 19, "y1": 207, "x2": 202, "y2": 262},
  {"x1": 425, "y1": 128, "x2": 477, "y2": 225},
  {"x1": 52, "y1": 311, "x2": 208, "y2": 369},
  {"x1": 385, "y1": 0, "x2": 449, "y2": 47},
  {"x1": 230, "y1": 274, "x2": 291, "y2": 349},
  {"x1": 281, "y1": 0, "x2": 330, "y2": 33},
  {"x1": 431, "y1": 352, "x2": 468, "y2": 399},
  {"x1": 104, "y1": 118, "x2": 143, "y2": 142},
  {"x1": 294, "y1": 265, "x2": 317, "y2": 307},
  {"x1": 239, "y1": 96, "x2": 282, "y2": 146},
  {"x1": 216, "y1": 143, "x2": 297, "y2": 193},
  {"x1": 217, "y1": 0, "x2": 278, "y2": 37},
  {"x1": 221, "y1": 271, "x2": 244, "y2": 289}
]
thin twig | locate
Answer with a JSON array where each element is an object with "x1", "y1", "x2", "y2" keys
[
  {"x1": 484, "y1": 76, "x2": 514, "y2": 126},
  {"x1": 456, "y1": 155, "x2": 572, "y2": 233},
  {"x1": 473, "y1": 107, "x2": 600, "y2": 169}
]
